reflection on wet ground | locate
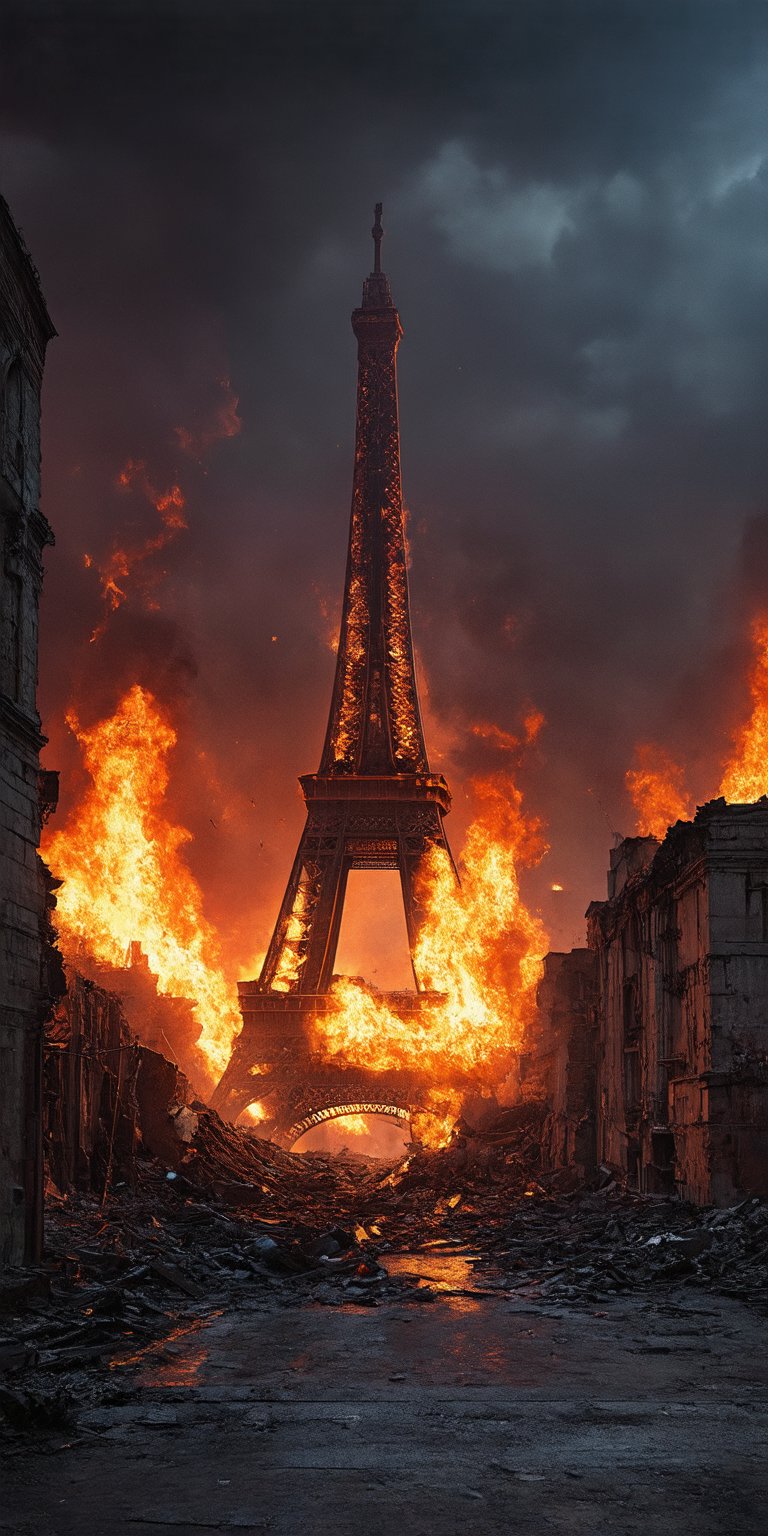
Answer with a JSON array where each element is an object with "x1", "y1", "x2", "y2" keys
[
  {"x1": 383, "y1": 1249, "x2": 490, "y2": 1307},
  {"x1": 7, "y1": 1288, "x2": 767, "y2": 1536},
  {"x1": 110, "y1": 1313, "x2": 220, "y2": 1388}
]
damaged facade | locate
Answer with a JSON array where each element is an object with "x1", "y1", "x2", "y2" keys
[
  {"x1": 587, "y1": 801, "x2": 768, "y2": 1203},
  {"x1": 0, "y1": 197, "x2": 57, "y2": 1266},
  {"x1": 44, "y1": 969, "x2": 200, "y2": 1199},
  {"x1": 528, "y1": 949, "x2": 598, "y2": 1181}
]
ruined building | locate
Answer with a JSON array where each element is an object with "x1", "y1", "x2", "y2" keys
[
  {"x1": 587, "y1": 802, "x2": 768, "y2": 1203},
  {"x1": 526, "y1": 949, "x2": 598, "y2": 1180},
  {"x1": 0, "y1": 197, "x2": 57, "y2": 1265}
]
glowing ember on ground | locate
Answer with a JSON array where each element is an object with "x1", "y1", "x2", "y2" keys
[
  {"x1": 626, "y1": 742, "x2": 693, "y2": 840},
  {"x1": 719, "y1": 616, "x2": 768, "y2": 803},
  {"x1": 310, "y1": 772, "x2": 549, "y2": 1126},
  {"x1": 43, "y1": 686, "x2": 240, "y2": 1080}
]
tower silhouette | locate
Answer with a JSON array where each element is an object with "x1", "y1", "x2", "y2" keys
[{"x1": 211, "y1": 207, "x2": 455, "y2": 1140}]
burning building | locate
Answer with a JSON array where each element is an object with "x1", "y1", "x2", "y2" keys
[
  {"x1": 0, "y1": 196, "x2": 57, "y2": 1265},
  {"x1": 587, "y1": 802, "x2": 768, "y2": 1203}
]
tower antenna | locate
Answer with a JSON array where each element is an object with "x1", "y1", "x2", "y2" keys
[{"x1": 372, "y1": 202, "x2": 383, "y2": 274}]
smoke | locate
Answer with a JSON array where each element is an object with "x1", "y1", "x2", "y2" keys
[{"x1": 1, "y1": 0, "x2": 767, "y2": 959}]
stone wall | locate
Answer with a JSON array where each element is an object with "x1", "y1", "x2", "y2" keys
[
  {"x1": 588, "y1": 803, "x2": 768, "y2": 1203},
  {"x1": 44, "y1": 970, "x2": 197, "y2": 1198},
  {"x1": 0, "y1": 195, "x2": 57, "y2": 1266},
  {"x1": 44, "y1": 972, "x2": 140, "y2": 1197},
  {"x1": 525, "y1": 949, "x2": 598, "y2": 1179}
]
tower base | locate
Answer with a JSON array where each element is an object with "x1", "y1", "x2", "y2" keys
[{"x1": 210, "y1": 987, "x2": 444, "y2": 1146}]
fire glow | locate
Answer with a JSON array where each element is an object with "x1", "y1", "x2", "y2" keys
[
  {"x1": 44, "y1": 688, "x2": 549, "y2": 1131},
  {"x1": 625, "y1": 743, "x2": 693, "y2": 841},
  {"x1": 628, "y1": 616, "x2": 768, "y2": 838},
  {"x1": 43, "y1": 686, "x2": 240, "y2": 1081},
  {"x1": 719, "y1": 616, "x2": 768, "y2": 804},
  {"x1": 86, "y1": 462, "x2": 187, "y2": 643},
  {"x1": 311, "y1": 772, "x2": 548, "y2": 1095}
]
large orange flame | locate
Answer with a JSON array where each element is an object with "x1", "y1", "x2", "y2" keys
[
  {"x1": 719, "y1": 616, "x2": 768, "y2": 803},
  {"x1": 310, "y1": 772, "x2": 549, "y2": 1114},
  {"x1": 626, "y1": 742, "x2": 693, "y2": 840},
  {"x1": 628, "y1": 617, "x2": 768, "y2": 834},
  {"x1": 43, "y1": 686, "x2": 240, "y2": 1079},
  {"x1": 44, "y1": 684, "x2": 549, "y2": 1144}
]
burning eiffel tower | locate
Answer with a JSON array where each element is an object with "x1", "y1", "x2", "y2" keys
[{"x1": 211, "y1": 206, "x2": 456, "y2": 1141}]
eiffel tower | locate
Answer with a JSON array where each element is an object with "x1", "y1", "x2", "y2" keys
[{"x1": 211, "y1": 207, "x2": 456, "y2": 1142}]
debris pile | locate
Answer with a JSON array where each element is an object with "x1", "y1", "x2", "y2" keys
[{"x1": 3, "y1": 1087, "x2": 767, "y2": 1437}]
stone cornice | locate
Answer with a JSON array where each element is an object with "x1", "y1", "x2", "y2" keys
[
  {"x1": 0, "y1": 198, "x2": 56, "y2": 361},
  {"x1": 0, "y1": 692, "x2": 46, "y2": 755}
]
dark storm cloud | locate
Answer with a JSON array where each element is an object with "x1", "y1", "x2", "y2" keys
[{"x1": 1, "y1": 0, "x2": 767, "y2": 953}]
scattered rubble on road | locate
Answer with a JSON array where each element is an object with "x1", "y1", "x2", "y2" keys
[{"x1": 1, "y1": 1101, "x2": 766, "y2": 1439}]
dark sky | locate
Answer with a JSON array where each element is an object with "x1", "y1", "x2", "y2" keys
[{"x1": 2, "y1": 0, "x2": 768, "y2": 970}]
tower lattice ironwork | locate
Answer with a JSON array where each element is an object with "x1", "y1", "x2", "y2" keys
[{"x1": 211, "y1": 207, "x2": 455, "y2": 1140}]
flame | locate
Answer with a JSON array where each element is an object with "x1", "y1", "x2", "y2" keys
[
  {"x1": 242, "y1": 1101, "x2": 266, "y2": 1125},
  {"x1": 327, "y1": 1114, "x2": 370, "y2": 1138},
  {"x1": 175, "y1": 377, "x2": 242, "y2": 459},
  {"x1": 471, "y1": 709, "x2": 545, "y2": 755},
  {"x1": 411, "y1": 1089, "x2": 464, "y2": 1150},
  {"x1": 309, "y1": 772, "x2": 548, "y2": 1107},
  {"x1": 43, "y1": 686, "x2": 240, "y2": 1079},
  {"x1": 88, "y1": 462, "x2": 187, "y2": 642},
  {"x1": 626, "y1": 742, "x2": 693, "y2": 840},
  {"x1": 719, "y1": 616, "x2": 768, "y2": 803},
  {"x1": 523, "y1": 708, "x2": 545, "y2": 744},
  {"x1": 471, "y1": 720, "x2": 520, "y2": 752},
  {"x1": 627, "y1": 618, "x2": 768, "y2": 834}
]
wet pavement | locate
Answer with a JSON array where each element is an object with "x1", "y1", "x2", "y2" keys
[
  {"x1": 3, "y1": 1282, "x2": 767, "y2": 1535},
  {"x1": 3, "y1": 1132, "x2": 768, "y2": 1533}
]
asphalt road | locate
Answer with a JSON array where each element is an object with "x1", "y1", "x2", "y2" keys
[{"x1": 3, "y1": 1269, "x2": 766, "y2": 1536}]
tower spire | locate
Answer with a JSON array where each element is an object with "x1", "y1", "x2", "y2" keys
[{"x1": 372, "y1": 201, "x2": 383, "y2": 274}]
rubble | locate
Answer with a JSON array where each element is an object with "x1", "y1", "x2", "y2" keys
[
  {"x1": 3, "y1": 1096, "x2": 767, "y2": 1442},
  {"x1": 6, "y1": 961, "x2": 768, "y2": 1444}
]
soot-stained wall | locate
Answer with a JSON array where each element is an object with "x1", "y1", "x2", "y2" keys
[
  {"x1": 0, "y1": 194, "x2": 57, "y2": 1266},
  {"x1": 588, "y1": 804, "x2": 768, "y2": 1203}
]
